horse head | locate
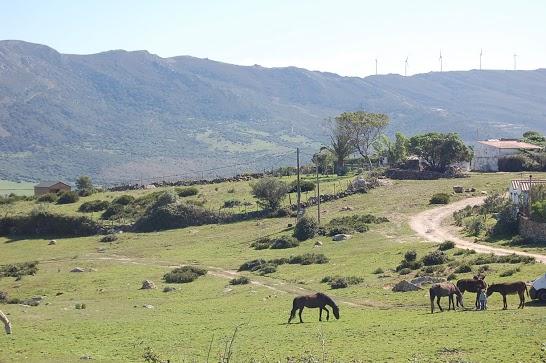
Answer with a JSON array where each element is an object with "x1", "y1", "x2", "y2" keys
[{"x1": 332, "y1": 304, "x2": 340, "y2": 320}]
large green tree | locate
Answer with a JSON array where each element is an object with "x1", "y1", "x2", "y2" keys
[
  {"x1": 327, "y1": 117, "x2": 354, "y2": 175},
  {"x1": 373, "y1": 132, "x2": 409, "y2": 165},
  {"x1": 75, "y1": 175, "x2": 94, "y2": 196},
  {"x1": 336, "y1": 112, "x2": 389, "y2": 169},
  {"x1": 408, "y1": 133, "x2": 472, "y2": 172}
]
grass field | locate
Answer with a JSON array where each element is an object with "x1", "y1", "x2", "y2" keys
[
  {"x1": 0, "y1": 180, "x2": 34, "y2": 197},
  {"x1": 1, "y1": 172, "x2": 545, "y2": 362}
]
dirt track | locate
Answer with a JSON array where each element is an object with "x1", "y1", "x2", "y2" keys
[{"x1": 409, "y1": 196, "x2": 546, "y2": 264}]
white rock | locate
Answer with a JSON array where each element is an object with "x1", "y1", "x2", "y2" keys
[{"x1": 332, "y1": 234, "x2": 352, "y2": 241}]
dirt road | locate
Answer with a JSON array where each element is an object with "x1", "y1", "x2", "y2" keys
[{"x1": 409, "y1": 196, "x2": 546, "y2": 264}]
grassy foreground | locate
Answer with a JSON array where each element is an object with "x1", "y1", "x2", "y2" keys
[{"x1": 0, "y1": 172, "x2": 545, "y2": 362}]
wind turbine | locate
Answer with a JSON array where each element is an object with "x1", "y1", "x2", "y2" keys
[
  {"x1": 513, "y1": 53, "x2": 517, "y2": 70},
  {"x1": 439, "y1": 51, "x2": 443, "y2": 72},
  {"x1": 404, "y1": 56, "x2": 408, "y2": 76},
  {"x1": 479, "y1": 49, "x2": 483, "y2": 70},
  {"x1": 375, "y1": 58, "x2": 378, "y2": 75}
]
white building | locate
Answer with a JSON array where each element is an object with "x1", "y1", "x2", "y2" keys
[
  {"x1": 472, "y1": 139, "x2": 542, "y2": 172},
  {"x1": 509, "y1": 179, "x2": 546, "y2": 210}
]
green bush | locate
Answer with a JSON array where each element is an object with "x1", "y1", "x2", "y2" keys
[
  {"x1": 290, "y1": 180, "x2": 315, "y2": 193},
  {"x1": 270, "y1": 235, "x2": 299, "y2": 249},
  {"x1": 0, "y1": 261, "x2": 39, "y2": 278},
  {"x1": 101, "y1": 204, "x2": 124, "y2": 220},
  {"x1": 470, "y1": 253, "x2": 534, "y2": 265},
  {"x1": 288, "y1": 253, "x2": 328, "y2": 265},
  {"x1": 399, "y1": 268, "x2": 411, "y2": 275},
  {"x1": 176, "y1": 187, "x2": 199, "y2": 197},
  {"x1": 422, "y1": 250, "x2": 448, "y2": 266},
  {"x1": 238, "y1": 259, "x2": 267, "y2": 272},
  {"x1": 499, "y1": 268, "x2": 520, "y2": 277},
  {"x1": 57, "y1": 191, "x2": 80, "y2": 204},
  {"x1": 372, "y1": 267, "x2": 384, "y2": 274},
  {"x1": 153, "y1": 191, "x2": 178, "y2": 207},
  {"x1": 250, "y1": 238, "x2": 272, "y2": 250},
  {"x1": 229, "y1": 276, "x2": 250, "y2": 285},
  {"x1": 404, "y1": 250, "x2": 417, "y2": 262},
  {"x1": 531, "y1": 200, "x2": 546, "y2": 223},
  {"x1": 238, "y1": 253, "x2": 328, "y2": 275},
  {"x1": 112, "y1": 195, "x2": 135, "y2": 205},
  {"x1": 163, "y1": 266, "x2": 207, "y2": 283},
  {"x1": 321, "y1": 276, "x2": 363, "y2": 289},
  {"x1": 454, "y1": 264, "x2": 472, "y2": 273},
  {"x1": 438, "y1": 241, "x2": 456, "y2": 251},
  {"x1": 430, "y1": 193, "x2": 450, "y2": 205},
  {"x1": 464, "y1": 216, "x2": 485, "y2": 236},
  {"x1": 0, "y1": 211, "x2": 100, "y2": 237},
  {"x1": 134, "y1": 203, "x2": 221, "y2": 232},
  {"x1": 250, "y1": 177, "x2": 289, "y2": 210},
  {"x1": 447, "y1": 273, "x2": 457, "y2": 281},
  {"x1": 396, "y1": 259, "x2": 422, "y2": 271},
  {"x1": 222, "y1": 199, "x2": 241, "y2": 208},
  {"x1": 293, "y1": 216, "x2": 318, "y2": 241},
  {"x1": 36, "y1": 193, "x2": 58, "y2": 203},
  {"x1": 100, "y1": 234, "x2": 118, "y2": 242},
  {"x1": 79, "y1": 200, "x2": 109, "y2": 213}
]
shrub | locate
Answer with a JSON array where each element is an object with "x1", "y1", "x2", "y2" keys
[
  {"x1": 37, "y1": 193, "x2": 58, "y2": 203},
  {"x1": 163, "y1": 266, "x2": 207, "y2": 283},
  {"x1": 464, "y1": 216, "x2": 485, "y2": 236},
  {"x1": 257, "y1": 264, "x2": 278, "y2": 275},
  {"x1": 454, "y1": 264, "x2": 472, "y2": 273},
  {"x1": 0, "y1": 211, "x2": 100, "y2": 237},
  {"x1": 101, "y1": 204, "x2": 124, "y2": 220},
  {"x1": 499, "y1": 268, "x2": 520, "y2": 277},
  {"x1": 250, "y1": 238, "x2": 272, "y2": 250},
  {"x1": 176, "y1": 187, "x2": 199, "y2": 197},
  {"x1": 447, "y1": 273, "x2": 457, "y2": 281},
  {"x1": 373, "y1": 267, "x2": 384, "y2": 274},
  {"x1": 79, "y1": 200, "x2": 109, "y2": 213},
  {"x1": 438, "y1": 241, "x2": 456, "y2": 251},
  {"x1": 490, "y1": 202, "x2": 518, "y2": 236},
  {"x1": 222, "y1": 199, "x2": 241, "y2": 209},
  {"x1": 498, "y1": 154, "x2": 538, "y2": 172},
  {"x1": 430, "y1": 193, "x2": 450, "y2": 205},
  {"x1": 153, "y1": 191, "x2": 178, "y2": 207},
  {"x1": 100, "y1": 234, "x2": 118, "y2": 242},
  {"x1": 250, "y1": 177, "x2": 289, "y2": 210},
  {"x1": 477, "y1": 265, "x2": 490, "y2": 274},
  {"x1": 321, "y1": 276, "x2": 363, "y2": 289},
  {"x1": 0, "y1": 261, "x2": 39, "y2": 278},
  {"x1": 112, "y1": 195, "x2": 135, "y2": 205},
  {"x1": 270, "y1": 235, "x2": 299, "y2": 249},
  {"x1": 329, "y1": 277, "x2": 350, "y2": 289},
  {"x1": 453, "y1": 205, "x2": 476, "y2": 226},
  {"x1": 186, "y1": 199, "x2": 206, "y2": 207},
  {"x1": 324, "y1": 214, "x2": 386, "y2": 236},
  {"x1": 227, "y1": 188, "x2": 236, "y2": 194},
  {"x1": 290, "y1": 180, "x2": 315, "y2": 193},
  {"x1": 293, "y1": 216, "x2": 318, "y2": 241},
  {"x1": 396, "y1": 259, "x2": 422, "y2": 271},
  {"x1": 238, "y1": 259, "x2": 267, "y2": 272},
  {"x1": 57, "y1": 191, "x2": 79, "y2": 204},
  {"x1": 229, "y1": 276, "x2": 250, "y2": 285},
  {"x1": 133, "y1": 203, "x2": 221, "y2": 232},
  {"x1": 404, "y1": 250, "x2": 417, "y2": 262},
  {"x1": 288, "y1": 253, "x2": 329, "y2": 265},
  {"x1": 531, "y1": 200, "x2": 546, "y2": 223},
  {"x1": 399, "y1": 268, "x2": 412, "y2": 275},
  {"x1": 76, "y1": 176, "x2": 94, "y2": 196},
  {"x1": 470, "y1": 253, "x2": 534, "y2": 265},
  {"x1": 422, "y1": 250, "x2": 448, "y2": 266}
]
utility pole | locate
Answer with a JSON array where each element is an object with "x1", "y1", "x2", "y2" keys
[
  {"x1": 296, "y1": 148, "x2": 301, "y2": 220},
  {"x1": 316, "y1": 161, "x2": 321, "y2": 225}
]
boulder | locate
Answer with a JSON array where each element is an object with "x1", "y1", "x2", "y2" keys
[
  {"x1": 140, "y1": 280, "x2": 156, "y2": 290},
  {"x1": 143, "y1": 304, "x2": 154, "y2": 309},
  {"x1": 48, "y1": 240, "x2": 57, "y2": 245},
  {"x1": 453, "y1": 186, "x2": 464, "y2": 193},
  {"x1": 163, "y1": 286, "x2": 176, "y2": 293},
  {"x1": 332, "y1": 234, "x2": 352, "y2": 241},
  {"x1": 410, "y1": 276, "x2": 446, "y2": 287},
  {"x1": 349, "y1": 177, "x2": 368, "y2": 192},
  {"x1": 314, "y1": 241, "x2": 323, "y2": 247},
  {"x1": 70, "y1": 267, "x2": 85, "y2": 273},
  {"x1": 392, "y1": 280, "x2": 421, "y2": 292},
  {"x1": 340, "y1": 206, "x2": 354, "y2": 211}
]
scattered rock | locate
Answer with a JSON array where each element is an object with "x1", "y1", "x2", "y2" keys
[
  {"x1": 80, "y1": 355, "x2": 93, "y2": 360},
  {"x1": 453, "y1": 186, "x2": 464, "y2": 193},
  {"x1": 143, "y1": 304, "x2": 154, "y2": 309},
  {"x1": 332, "y1": 234, "x2": 352, "y2": 241},
  {"x1": 481, "y1": 191, "x2": 488, "y2": 195},
  {"x1": 340, "y1": 206, "x2": 354, "y2": 211},
  {"x1": 0, "y1": 291, "x2": 8, "y2": 302},
  {"x1": 55, "y1": 292, "x2": 64, "y2": 296},
  {"x1": 70, "y1": 267, "x2": 85, "y2": 273},
  {"x1": 163, "y1": 286, "x2": 176, "y2": 293},
  {"x1": 410, "y1": 276, "x2": 446, "y2": 287},
  {"x1": 392, "y1": 280, "x2": 421, "y2": 292},
  {"x1": 314, "y1": 241, "x2": 323, "y2": 247},
  {"x1": 140, "y1": 280, "x2": 156, "y2": 290},
  {"x1": 22, "y1": 296, "x2": 44, "y2": 306},
  {"x1": 48, "y1": 240, "x2": 56, "y2": 245}
]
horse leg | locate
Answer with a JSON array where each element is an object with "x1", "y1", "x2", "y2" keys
[
  {"x1": 519, "y1": 291, "x2": 525, "y2": 309},
  {"x1": 298, "y1": 307, "x2": 304, "y2": 323},
  {"x1": 319, "y1": 308, "x2": 323, "y2": 322},
  {"x1": 430, "y1": 295, "x2": 434, "y2": 314},
  {"x1": 502, "y1": 295, "x2": 507, "y2": 310},
  {"x1": 437, "y1": 296, "x2": 443, "y2": 312},
  {"x1": 288, "y1": 307, "x2": 297, "y2": 324},
  {"x1": 475, "y1": 293, "x2": 479, "y2": 309},
  {"x1": 324, "y1": 307, "x2": 330, "y2": 321}
]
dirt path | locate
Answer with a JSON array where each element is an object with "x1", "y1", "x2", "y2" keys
[{"x1": 409, "y1": 196, "x2": 546, "y2": 264}]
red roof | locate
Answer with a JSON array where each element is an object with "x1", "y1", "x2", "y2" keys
[{"x1": 478, "y1": 140, "x2": 542, "y2": 150}]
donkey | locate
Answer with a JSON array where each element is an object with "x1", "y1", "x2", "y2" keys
[
  {"x1": 429, "y1": 282, "x2": 464, "y2": 313},
  {"x1": 487, "y1": 281, "x2": 529, "y2": 309},
  {"x1": 288, "y1": 293, "x2": 340, "y2": 323},
  {"x1": 456, "y1": 276, "x2": 487, "y2": 309}
]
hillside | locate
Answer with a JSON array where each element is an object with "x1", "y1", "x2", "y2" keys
[{"x1": 1, "y1": 40, "x2": 546, "y2": 183}]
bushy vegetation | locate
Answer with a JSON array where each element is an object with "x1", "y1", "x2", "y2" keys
[
  {"x1": 36, "y1": 193, "x2": 58, "y2": 203},
  {"x1": 531, "y1": 200, "x2": 546, "y2": 222},
  {"x1": 422, "y1": 250, "x2": 448, "y2": 266},
  {"x1": 112, "y1": 194, "x2": 136, "y2": 205},
  {"x1": 229, "y1": 276, "x2": 250, "y2": 285},
  {"x1": 323, "y1": 214, "x2": 387, "y2": 236},
  {"x1": 0, "y1": 193, "x2": 32, "y2": 205},
  {"x1": 408, "y1": 132, "x2": 473, "y2": 173},
  {"x1": 464, "y1": 216, "x2": 485, "y2": 236},
  {"x1": 438, "y1": 240, "x2": 455, "y2": 251},
  {"x1": 176, "y1": 187, "x2": 199, "y2": 197},
  {"x1": 163, "y1": 266, "x2": 207, "y2": 284},
  {"x1": 250, "y1": 235, "x2": 300, "y2": 250},
  {"x1": 0, "y1": 261, "x2": 39, "y2": 279},
  {"x1": 134, "y1": 203, "x2": 221, "y2": 232},
  {"x1": 57, "y1": 191, "x2": 80, "y2": 204},
  {"x1": 289, "y1": 180, "x2": 315, "y2": 193},
  {"x1": 470, "y1": 253, "x2": 535, "y2": 265},
  {"x1": 396, "y1": 250, "x2": 422, "y2": 271},
  {"x1": 430, "y1": 193, "x2": 450, "y2": 204},
  {"x1": 76, "y1": 175, "x2": 95, "y2": 196},
  {"x1": 79, "y1": 200, "x2": 110, "y2": 213},
  {"x1": 321, "y1": 275, "x2": 363, "y2": 289},
  {"x1": 238, "y1": 253, "x2": 329, "y2": 275},
  {"x1": 222, "y1": 199, "x2": 241, "y2": 208},
  {"x1": 0, "y1": 211, "x2": 100, "y2": 237},
  {"x1": 499, "y1": 267, "x2": 520, "y2": 277},
  {"x1": 250, "y1": 177, "x2": 289, "y2": 210},
  {"x1": 293, "y1": 216, "x2": 318, "y2": 241},
  {"x1": 454, "y1": 264, "x2": 472, "y2": 273},
  {"x1": 100, "y1": 234, "x2": 118, "y2": 242}
]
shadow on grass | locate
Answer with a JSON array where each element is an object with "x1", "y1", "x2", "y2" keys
[{"x1": 525, "y1": 300, "x2": 546, "y2": 308}]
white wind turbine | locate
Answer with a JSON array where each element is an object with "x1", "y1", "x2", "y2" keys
[
  {"x1": 404, "y1": 56, "x2": 408, "y2": 76},
  {"x1": 479, "y1": 49, "x2": 483, "y2": 70},
  {"x1": 439, "y1": 51, "x2": 443, "y2": 72}
]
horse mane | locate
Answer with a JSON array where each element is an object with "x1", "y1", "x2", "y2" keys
[{"x1": 317, "y1": 293, "x2": 338, "y2": 309}]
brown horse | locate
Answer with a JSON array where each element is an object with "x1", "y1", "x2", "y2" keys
[
  {"x1": 288, "y1": 293, "x2": 340, "y2": 323},
  {"x1": 487, "y1": 281, "x2": 529, "y2": 309},
  {"x1": 429, "y1": 282, "x2": 464, "y2": 313},
  {"x1": 456, "y1": 277, "x2": 487, "y2": 308}
]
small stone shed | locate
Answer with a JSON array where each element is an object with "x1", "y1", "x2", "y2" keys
[{"x1": 34, "y1": 181, "x2": 71, "y2": 196}]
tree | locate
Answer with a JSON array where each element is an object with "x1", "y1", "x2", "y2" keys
[
  {"x1": 523, "y1": 131, "x2": 546, "y2": 146},
  {"x1": 312, "y1": 147, "x2": 334, "y2": 174},
  {"x1": 327, "y1": 117, "x2": 354, "y2": 175},
  {"x1": 336, "y1": 112, "x2": 389, "y2": 169},
  {"x1": 372, "y1": 132, "x2": 409, "y2": 166},
  {"x1": 408, "y1": 133, "x2": 472, "y2": 172},
  {"x1": 250, "y1": 177, "x2": 289, "y2": 210},
  {"x1": 76, "y1": 176, "x2": 94, "y2": 196}
]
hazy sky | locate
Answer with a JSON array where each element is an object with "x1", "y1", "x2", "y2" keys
[{"x1": 2, "y1": 0, "x2": 546, "y2": 77}]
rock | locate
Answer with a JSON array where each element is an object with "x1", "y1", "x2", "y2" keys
[
  {"x1": 55, "y1": 292, "x2": 64, "y2": 296},
  {"x1": 163, "y1": 286, "x2": 176, "y2": 293},
  {"x1": 48, "y1": 240, "x2": 56, "y2": 245},
  {"x1": 314, "y1": 241, "x2": 323, "y2": 247},
  {"x1": 143, "y1": 304, "x2": 154, "y2": 309},
  {"x1": 481, "y1": 191, "x2": 488, "y2": 195},
  {"x1": 340, "y1": 206, "x2": 354, "y2": 211},
  {"x1": 0, "y1": 291, "x2": 8, "y2": 302},
  {"x1": 453, "y1": 186, "x2": 464, "y2": 193},
  {"x1": 22, "y1": 296, "x2": 44, "y2": 306},
  {"x1": 392, "y1": 280, "x2": 421, "y2": 292},
  {"x1": 410, "y1": 276, "x2": 446, "y2": 287},
  {"x1": 140, "y1": 280, "x2": 156, "y2": 290},
  {"x1": 70, "y1": 267, "x2": 85, "y2": 273},
  {"x1": 349, "y1": 177, "x2": 368, "y2": 192},
  {"x1": 80, "y1": 355, "x2": 93, "y2": 360},
  {"x1": 332, "y1": 234, "x2": 352, "y2": 241}
]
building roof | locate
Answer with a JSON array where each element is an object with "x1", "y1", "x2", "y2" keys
[
  {"x1": 511, "y1": 179, "x2": 546, "y2": 192},
  {"x1": 478, "y1": 139, "x2": 542, "y2": 150},
  {"x1": 34, "y1": 181, "x2": 70, "y2": 188}
]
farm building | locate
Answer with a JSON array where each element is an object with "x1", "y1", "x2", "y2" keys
[
  {"x1": 509, "y1": 178, "x2": 546, "y2": 210},
  {"x1": 472, "y1": 139, "x2": 542, "y2": 172},
  {"x1": 34, "y1": 181, "x2": 71, "y2": 196}
]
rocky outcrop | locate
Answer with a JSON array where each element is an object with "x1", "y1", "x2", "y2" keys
[
  {"x1": 392, "y1": 280, "x2": 421, "y2": 292},
  {"x1": 140, "y1": 280, "x2": 156, "y2": 290}
]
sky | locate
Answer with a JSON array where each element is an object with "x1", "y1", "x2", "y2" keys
[{"x1": 1, "y1": 0, "x2": 546, "y2": 77}]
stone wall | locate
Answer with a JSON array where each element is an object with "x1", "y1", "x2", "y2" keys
[{"x1": 519, "y1": 215, "x2": 546, "y2": 242}]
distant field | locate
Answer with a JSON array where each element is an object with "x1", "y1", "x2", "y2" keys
[
  {"x1": 0, "y1": 180, "x2": 34, "y2": 196},
  {"x1": 0, "y1": 172, "x2": 545, "y2": 362}
]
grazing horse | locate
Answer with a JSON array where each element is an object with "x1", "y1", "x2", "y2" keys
[
  {"x1": 288, "y1": 293, "x2": 340, "y2": 323},
  {"x1": 456, "y1": 277, "x2": 487, "y2": 308},
  {"x1": 429, "y1": 282, "x2": 464, "y2": 313},
  {"x1": 0, "y1": 310, "x2": 11, "y2": 334},
  {"x1": 487, "y1": 281, "x2": 529, "y2": 309}
]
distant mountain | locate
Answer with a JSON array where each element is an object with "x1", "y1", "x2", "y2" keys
[{"x1": 1, "y1": 40, "x2": 545, "y2": 183}]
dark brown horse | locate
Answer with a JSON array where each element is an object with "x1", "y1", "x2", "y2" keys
[
  {"x1": 288, "y1": 293, "x2": 340, "y2": 323},
  {"x1": 429, "y1": 282, "x2": 463, "y2": 313},
  {"x1": 487, "y1": 281, "x2": 529, "y2": 309},
  {"x1": 456, "y1": 276, "x2": 487, "y2": 308}
]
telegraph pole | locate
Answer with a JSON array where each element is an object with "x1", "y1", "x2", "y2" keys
[
  {"x1": 296, "y1": 148, "x2": 301, "y2": 220},
  {"x1": 316, "y1": 162, "x2": 321, "y2": 225}
]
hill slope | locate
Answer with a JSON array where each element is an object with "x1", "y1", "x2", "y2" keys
[{"x1": 1, "y1": 40, "x2": 546, "y2": 183}]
